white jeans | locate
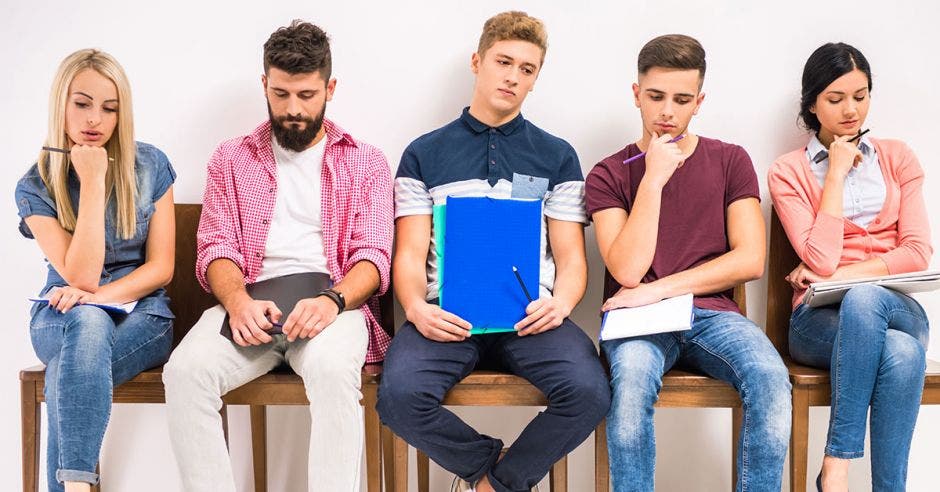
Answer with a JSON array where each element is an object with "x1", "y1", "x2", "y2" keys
[{"x1": 163, "y1": 304, "x2": 368, "y2": 492}]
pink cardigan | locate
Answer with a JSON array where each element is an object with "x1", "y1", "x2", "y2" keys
[{"x1": 768, "y1": 138, "x2": 932, "y2": 308}]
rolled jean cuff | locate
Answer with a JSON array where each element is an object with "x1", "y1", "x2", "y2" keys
[
  {"x1": 465, "y1": 438, "x2": 503, "y2": 485},
  {"x1": 486, "y1": 468, "x2": 516, "y2": 492},
  {"x1": 56, "y1": 468, "x2": 99, "y2": 484},
  {"x1": 824, "y1": 446, "x2": 864, "y2": 460}
]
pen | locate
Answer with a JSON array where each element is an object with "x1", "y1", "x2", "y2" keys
[
  {"x1": 43, "y1": 146, "x2": 115, "y2": 162},
  {"x1": 623, "y1": 134, "x2": 686, "y2": 164},
  {"x1": 512, "y1": 265, "x2": 534, "y2": 303},
  {"x1": 812, "y1": 128, "x2": 870, "y2": 163}
]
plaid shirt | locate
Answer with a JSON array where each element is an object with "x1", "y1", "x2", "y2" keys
[{"x1": 196, "y1": 119, "x2": 393, "y2": 362}]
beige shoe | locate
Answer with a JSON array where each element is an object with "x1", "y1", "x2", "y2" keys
[
  {"x1": 449, "y1": 475, "x2": 541, "y2": 492},
  {"x1": 450, "y1": 477, "x2": 475, "y2": 492}
]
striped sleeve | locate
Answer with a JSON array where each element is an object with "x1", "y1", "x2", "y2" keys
[
  {"x1": 394, "y1": 144, "x2": 433, "y2": 217},
  {"x1": 544, "y1": 144, "x2": 588, "y2": 223}
]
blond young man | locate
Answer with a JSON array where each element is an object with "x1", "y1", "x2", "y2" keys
[{"x1": 376, "y1": 11, "x2": 609, "y2": 492}]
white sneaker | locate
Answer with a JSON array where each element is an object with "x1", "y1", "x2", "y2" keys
[{"x1": 450, "y1": 477, "x2": 475, "y2": 492}]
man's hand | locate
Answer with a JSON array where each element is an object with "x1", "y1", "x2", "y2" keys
[
  {"x1": 225, "y1": 294, "x2": 280, "y2": 347},
  {"x1": 642, "y1": 132, "x2": 689, "y2": 189},
  {"x1": 785, "y1": 262, "x2": 831, "y2": 290},
  {"x1": 281, "y1": 296, "x2": 340, "y2": 342},
  {"x1": 515, "y1": 297, "x2": 571, "y2": 336},
  {"x1": 602, "y1": 282, "x2": 665, "y2": 311},
  {"x1": 406, "y1": 301, "x2": 471, "y2": 342}
]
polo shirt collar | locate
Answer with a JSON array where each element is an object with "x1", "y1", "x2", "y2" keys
[{"x1": 460, "y1": 107, "x2": 524, "y2": 135}]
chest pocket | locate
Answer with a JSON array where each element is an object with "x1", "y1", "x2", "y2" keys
[{"x1": 511, "y1": 172, "x2": 549, "y2": 200}]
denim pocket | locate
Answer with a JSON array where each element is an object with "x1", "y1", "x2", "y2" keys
[{"x1": 511, "y1": 173, "x2": 549, "y2": 199}]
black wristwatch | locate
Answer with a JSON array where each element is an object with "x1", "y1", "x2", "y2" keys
[{"x1": 317, "y1": 288, "x2": 346, "y2": 313}]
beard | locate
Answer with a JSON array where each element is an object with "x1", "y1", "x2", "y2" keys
[{"x1": 268, "y1": 101, "x2": 325, "y2": 152}]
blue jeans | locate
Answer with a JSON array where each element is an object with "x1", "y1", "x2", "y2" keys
[
  {"x1": 377, "y1": 319, "x2": 610, "y2": 492},
  {"x1": 790, "y1": 284, "x2": 929, "y2": 491},
  {"x1": 603, "y1": 308, "x2": 791, "y2": 492},
  {"x1": 30, "y1": 305, "x2": 173, "y2": 491}
]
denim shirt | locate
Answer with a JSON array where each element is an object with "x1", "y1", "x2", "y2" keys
[{"x1": 15, "y1": 142, "x2": 177, "y2": 319}]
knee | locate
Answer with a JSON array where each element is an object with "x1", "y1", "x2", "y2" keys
[
  {"x1": 299, "y1": 348, "x2": 362, "y2": 392},
  {"x1": 62, "y1": 306, "x2": 113, "y2": 345},
  {"x1": 841, "y1": 284, "x2": 888, "y2": 311},
  {"x1": 376, "y1": 367, "x2": 437, "y2": 427},
  {"x1": 550, "y1": 368, "x2": 611, "y2": 422},
  {"x1": 162, "y1": 346, "x2": 221, "y2": 400},
  {"x1": 881, "y1": 331, "x2": 926, "y2": 383}
]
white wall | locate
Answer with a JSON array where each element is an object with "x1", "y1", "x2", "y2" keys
[{"x1": 2, "y1": 1, "x2": 939, "y2": 490}]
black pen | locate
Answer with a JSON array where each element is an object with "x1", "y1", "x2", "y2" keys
[
  {"x1": 812, "y1": 128, "x2": 870, "y2": 163},
  {"x1": 43, "y1": 146, "x2": 115, "y2": 162},
  {"x1": 512, "y1": 265, "x2": 534, "y2": 303}
]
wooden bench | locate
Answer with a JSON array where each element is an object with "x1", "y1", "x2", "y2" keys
[
  {"x1": 20, "y1": 203, "x2": 393, "y2": 492},
  {"x1": 766, "y1": 209, "x2": 940, "y2": 492}
]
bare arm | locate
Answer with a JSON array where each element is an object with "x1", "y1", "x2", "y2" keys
[
  {"x1": 393, "y1": 215, "x2": 470, "y2": 342},
  {"x1": 515, "y1": 219, "x2": 586, "y2": 335},
  {"x1": 603, "y1": 198, "x2": 765, "y2": 310},
  {"x1": 93, "y1": 188, "x2": 176, "y2": 303}
]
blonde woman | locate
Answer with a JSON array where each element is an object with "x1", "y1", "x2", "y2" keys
[{"x1": 14, "y1": 49, "x2": 176, "y2": 492}]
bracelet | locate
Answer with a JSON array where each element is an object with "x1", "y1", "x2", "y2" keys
[{"x1": 316, "y1": 288, "x2": 346, "y2": 313}]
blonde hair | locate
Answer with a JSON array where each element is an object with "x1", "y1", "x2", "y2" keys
[
  {"x1": 477, "y1": 11, "x2": 548, "y2": 65},
  {"x1": 39, "y1": 49, "x2": 137, "y2": 239}
]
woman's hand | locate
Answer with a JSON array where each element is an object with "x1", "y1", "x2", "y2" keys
[
  {"x1": 69, "y1": 145, "x2": 109, "y2": 185},
  {"x1": 785, "y1": 262, "x2": 831, "y2": 290},
  {"x1": 47, "y1": 286, "x2": 97, "y2": 313}
]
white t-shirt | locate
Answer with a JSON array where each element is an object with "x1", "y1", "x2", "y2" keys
[{"x1": 256, "y1": 136, "x2": 329, "y2": 281}]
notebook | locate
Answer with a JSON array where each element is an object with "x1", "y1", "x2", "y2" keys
[
  {"x1": 220, "y1": 272, "x2": 331, "y2": 342},
  {"x1": 600, "y1": 293, "x2": 694, "y2": 341}
]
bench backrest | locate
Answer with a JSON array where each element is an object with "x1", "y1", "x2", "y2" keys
[
  {"x1": 165, "y1": 204, "x2": 395, "y2": 347},
  {"x1": 766, "y1": 208, "x2": 802, "y2": 356}
]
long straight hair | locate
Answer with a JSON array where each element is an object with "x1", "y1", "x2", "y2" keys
[{"x1": 39, "y1": 49, "x2": 137, "y2": 239}]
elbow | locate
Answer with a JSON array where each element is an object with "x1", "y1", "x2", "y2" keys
[
  {"x1": 159, "y1": 265, "x2": 175, "y2": 288},
  {"x1": 800, "y1": 252, "x2": 838, "y2": 277},
  {"x1": 609, "y1": 267, "x2": 643, "y2": 289},
  {"x1": 68, "y1": 277, "x2": 101, "y2": 293},
  {"x1": 742, "y1": 259, "x2": 765, "y2": 282}
]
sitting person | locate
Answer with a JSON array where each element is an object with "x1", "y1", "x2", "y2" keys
[
  {"x1": 15, "y1": 48, "x2": 176, "y2": 492},
  {"x1": 769, "y1": 42, "x2": 932, "y2": 492}
]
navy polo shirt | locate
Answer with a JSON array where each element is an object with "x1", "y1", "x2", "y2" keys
[{"x1": 395, "y1": 107, "x2": 587, "y2": 300}]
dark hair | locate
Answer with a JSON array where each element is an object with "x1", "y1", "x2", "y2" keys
[
  {"x1": 799, "y1": 42, "x2": 872, "y2": 133},
  {"x1": 637, "y1": 34, "x2": 706, "y2": 84},
  {"x1": 263, "y1": 20, "x2": 332, "y2": 78}
]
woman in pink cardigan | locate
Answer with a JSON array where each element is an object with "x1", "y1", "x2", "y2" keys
[{"x1": 769, "y1": 43, "x2": 932, "y2": 492}]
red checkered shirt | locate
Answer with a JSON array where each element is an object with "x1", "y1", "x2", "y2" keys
[{"x1": 196, "y1": 119, "x2": 393, "y2": 362}]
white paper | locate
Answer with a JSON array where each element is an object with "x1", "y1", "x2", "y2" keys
[
  {"x1": 600, "y1": 293, "x2": 694, "y2": 341},
  {"x1": 804, "y1": 269, "x2": 940, "y2": 307},
  {"x1": 29, "y1": 287, "x2": 138, "y2": 314}
]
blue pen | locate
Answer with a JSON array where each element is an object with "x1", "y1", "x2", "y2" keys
[{"x1": 622, "y1": 134, "x2": 686, "y2": 164}]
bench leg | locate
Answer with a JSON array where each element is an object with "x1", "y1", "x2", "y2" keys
[
  {"x1": 417, "y1": 450, "x2": 429, "y2": 492},
  {"x1": 363, "y1": 386, "x2": 381, "y2": 492},
  {"x1": 381, "y1": 425, "x2": 397, "y2": 491},
  {"x1": 549, "y1": 454, "x2": 567, "y2": 492},
  {"x1": 731, "y1": 406, "x2": 742, "y2": 491},
  {"x1": 391, "y1": 433, "x2": 409, "y2": 492},
  {"x1": 21, "y1": 379, "x2": 40, "y2": 492},
  {"x1": 791, "y1": 388, "x2": 810, "y2": 492},
  {"x1": 250, "y1": 405, "x2": 267, "y2": 492},
  {"x1": 594, "y1": 419, "x2": 608, "y2": 492}
]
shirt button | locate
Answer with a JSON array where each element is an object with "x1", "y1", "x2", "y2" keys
[
  {"x1": 490, "y1": 159, "x2": 496, "y2": 165},
  {"x1": 263, "y1": 219, "x2": 269, "y2": 224},
  {"x1": 874, "y1": 218, "x2": 880, "y2": 225},
  {"x1": 269, "y1": 188, "x2": 275, "y2": 193},
  {"x1": 256, "y1": 252, "x2": 262, "y2": 258},
  {"x1": 490, "y1": 144, "x2": 496, "y2": 149}
]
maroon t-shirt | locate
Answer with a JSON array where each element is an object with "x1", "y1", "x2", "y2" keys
[{"x1": 585, "y1": 136, "x2": 760, "y2": 313}]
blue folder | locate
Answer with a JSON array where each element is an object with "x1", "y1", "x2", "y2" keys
[{"x1": 441, "y1": 196, "x2": 541, "y2": 333}]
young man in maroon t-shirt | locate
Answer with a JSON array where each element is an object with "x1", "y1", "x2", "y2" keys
[{"x1": 584, "y1": 34, "x2": 790, "y2": 492}]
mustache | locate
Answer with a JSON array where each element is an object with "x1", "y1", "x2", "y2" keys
[{"x1": 277, "y1": 114, "x2": 313, "y2": 123}]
